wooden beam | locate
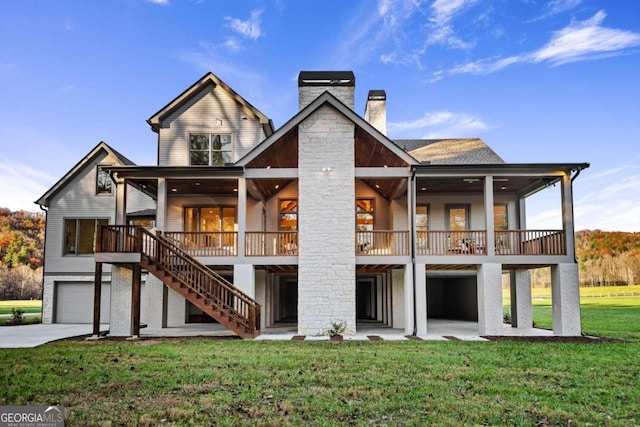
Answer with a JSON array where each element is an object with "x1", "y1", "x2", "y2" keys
[
  {"x1": 132, "y1": 263, "x2": 142, "y2": 337},
  {"x1": 92, "y1": 262, "x2": 102, "y2": 336}
]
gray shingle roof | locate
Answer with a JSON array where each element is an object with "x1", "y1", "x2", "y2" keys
[{"x1": 394, "y1": 138, "x2": 504, "y2": 164}]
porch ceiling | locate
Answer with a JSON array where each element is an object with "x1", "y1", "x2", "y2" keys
[
  {"x1": 166, "y1": 178, "x2": 239, "y2": 196},
  {"x1": 416, "y1": 176, "x2": 556, "y2": 196}
]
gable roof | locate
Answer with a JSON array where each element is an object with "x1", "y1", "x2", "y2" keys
[
  {"x1": 147, "y1": 72, "x2": 274, "y2": 136},
  {"x1": 396, "y1": 138, "x2": 504, "y2": 164},
  {"x1": 237, "y1": 90, "x2": 418, "y2": 167},
  {"x1": 35, "y1": 141, "x2": 135, "y2": 207}
]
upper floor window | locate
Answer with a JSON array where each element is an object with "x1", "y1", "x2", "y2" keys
[
  {"x1": 356, "y1": 199, "x2": 375, "y2": 231},
  {"x1": 96, "y1": 166, "x2": 112, "y2": 195},
  {"x1": 416, "y1": 205, "x2": 429, "y2": 232},
  {"x1": 64, "y1": 218, "x2": 108, "y2": 255},
  {"x1": 446, "y1": 204, "x2": 469, "y2": 230},
  {"x1": 279, "y1": 199, "x2": 298, "y2": 230},
  {"x1": 494, "y1": 204, "x2": 508, "y2": 230},
  {"x1": 189, "y1": 134, "x2": 232, "y2": 166}
]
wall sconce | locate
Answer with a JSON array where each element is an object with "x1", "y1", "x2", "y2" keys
[{"x1": 322, "y1": 167, "x2": 333, "y2": 172}]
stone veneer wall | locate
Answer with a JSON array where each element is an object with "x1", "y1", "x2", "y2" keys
[
  {"x1": 299, "y1": 86, "x2": 355, "y2": 110},
  {"x1": 297, "y1": 104, "x2": 356, "y2": 335}
]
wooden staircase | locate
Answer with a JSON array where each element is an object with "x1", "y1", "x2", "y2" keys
[{"x1": 99, "y1": 226, "x2": 260, "y2": 338}]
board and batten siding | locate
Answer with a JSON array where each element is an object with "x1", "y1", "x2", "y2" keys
[
  {"x1": 44, "y1": 150, "x2": 120, "y2": 274},
  {"x1": 157, "y1": 86, "x2": 266, "y2": 166}
]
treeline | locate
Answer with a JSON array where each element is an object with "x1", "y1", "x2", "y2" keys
[
  {"x1": 0, "y1": 208, "x2": 45, "y2": 299},
  {"x1": 575, "y1": 229, "x2": 640, "y2": 287}
]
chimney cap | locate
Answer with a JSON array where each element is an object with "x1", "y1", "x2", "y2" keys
[
  {"x1": 367, "y1": 90, "x2": 386, "y2": 101},
  {"x1": 298, "y1": 71, "x2": 355, "y2": 87}
]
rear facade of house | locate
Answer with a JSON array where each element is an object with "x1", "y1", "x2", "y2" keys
[{"x1": 37, "y1": 71, "x2": 588, "y2": 338}]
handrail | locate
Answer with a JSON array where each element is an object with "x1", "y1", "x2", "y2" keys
[
  {"x1": 355, "y1": 230, "x2": 410, "y2": 255},
  {"x1": 164, "y1": 231, "x2": 238, "y2": 257}
]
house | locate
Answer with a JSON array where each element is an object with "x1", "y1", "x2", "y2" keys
[{"x1": 36, "y1": 71, "x2": 589, "y2": 338}]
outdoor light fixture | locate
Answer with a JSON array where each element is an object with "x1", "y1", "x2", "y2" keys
[{"x1": 322, "y1": 167, "x2": 333, "y2": 172}]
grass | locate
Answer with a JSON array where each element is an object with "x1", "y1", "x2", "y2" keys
[
  {"x1": 1, "y1": 338, "x2": 639, "y2": 426},
  {"x1": 0, "y1": 300, "x2": 42, "y2": 315}
]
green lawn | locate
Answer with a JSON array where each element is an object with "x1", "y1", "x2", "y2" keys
[
  {"x1": 0, "y1": 300, "x2": 42, "y2": 315},
  {"x1": 1, "y1": 296, "x2": 639, "y2": 425}
]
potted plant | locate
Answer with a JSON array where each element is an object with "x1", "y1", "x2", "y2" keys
[{"x1": 327, "y1": 320, "x2": 346, "y2": 342}]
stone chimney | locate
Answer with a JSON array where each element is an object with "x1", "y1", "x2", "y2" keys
[
  {"x1": 364, "y1": 90, "x2": 386, "y2": 135},
  {"x1": 298, "y1": 71, "x2": 355, "y2": 110}
]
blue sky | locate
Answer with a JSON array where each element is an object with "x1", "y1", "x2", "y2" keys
[{"x1": 1, "y1": 0, "x2": 639, "y2": 231}]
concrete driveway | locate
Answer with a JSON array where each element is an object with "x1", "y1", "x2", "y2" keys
[{"x1": 0, "y1": 323, "x2": 109, "y2": 348}]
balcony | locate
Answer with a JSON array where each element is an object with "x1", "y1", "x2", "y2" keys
[
  {"x1": 356, "y1": 231, "x2": 410, "y2": 256},
  {"x1": 245, "y1": 231, "x2": 298, "y2": 256},
  {"x1": 164, "y1": 232, "x2": 238, "y2": 257}
]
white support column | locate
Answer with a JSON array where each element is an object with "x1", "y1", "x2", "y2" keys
[
  {"x1": 415, "y1": 263, "x2": 427, "y2": 336},
  {"x1": 234, "y1": 264, "x2": 256, "y2": 298},
  {"x1": 510, "y1": 269, "x2": 532, "y2": 329},
  {"x1": 561, "y1": 174, "x2": 576, "y2": 258},
  {"x1": 115, "y1": 178, "x2": 127, "y2": 225},
  {"x1": 166, "y1": 288, "x2": 186, "y2": 327},
  {"x1": 156, "y1": 178, "x2": 167, "y2": 232},
  {"x1": 391, "y1": 269, "x2": 405, "y2": 331},
  {"x1": 110, "y1": 265, "x2": 133, "y2": 336},
  {"x1": 237, "y1": 178, "x2": 247, "y2": 258},
  {"x1": 255, "y1": 268, "x2": 267, "y2": 329},
  {"x1": 403, "y1": 265, "x2": 414, "y2": 335},
  {"x1": 144, "y1": 275, "x2": 165, "y2": 329},
  {"x1": 477, "y1": 263, "x2": 503, "y2": 335},
  {"x1": 551, "y1": 263, "x2": 581, "y2": 336},
  {"x1": 518, "y1": 197, "x2": 527, "y2": 230},
  {"x1": 484, "y1": 176, "x2": 495, "y2": 255}
]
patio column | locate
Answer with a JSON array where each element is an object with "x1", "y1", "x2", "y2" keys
[
  {"x1": 237, "y1": 178, "x2": 247, "y2": 258},
  {"x1": 484, "y1": 176, "x2": 495, "y2": 255},
  {"x1": 403, "y1": 265, "x2": 414, "y2": 335},
  {"x1": 477, "y1": 263, "x2": 503, "y2": 335},
  {"x1": 92, "y1": 262, "x2": 103, "y2": 337},
  {"x1": 131, "y1": 263, "x2": 142, "y2": 338},
  {"x1": 109, "y1": 265, "x2": 133, "y2": 336},
  {"x1": 156, "y1": 178, "x2": 167, "y2": 231},
  {"x1": 551, "y1": 263, "x2": 581, "y2": 336},
  {"x1": 510, "y1": 269, "x2": 532, "y2": 328},
  {"x1": 415, "y1": 263, "x2": 427, "y2": 335},
  {"x1": 561, "y1": 174, "x2": 576, "y2": 257}
]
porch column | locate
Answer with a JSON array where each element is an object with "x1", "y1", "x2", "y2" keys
[
  {"x1": 131, "y1": 263, "x2": 142, "y2": 338},
  {"x1": 510, "y1": 269, "x2": 532, "y2": 328},
  {"x1": 551, "y1": 263, "x2": 581, "y2": 336},
  {"x1": 484, "y1": 176, "x2": 495, "y2": 255},
  {"x1": 166, "y1": 288, "x2": 186, "y2": 327},
  {"x1": 415, "y1": 263, "x2": 427, "y2": 335},
  {"x1": 391, "y1": 269, "x2": 405, "y2": 331},
  {"x1": 234, "y1": 264, "x2": 256, "y2": 298},
  {"x1": 237, "y1": 178, "x2": 247, "y2": 258},
  {"x1": 156, "y1": 178, "x2": 167, "y2": 231},
  {"x1": 518, "y1": 197, "x2": 527, "y2": 229},
  {"x1": 402, "y1": 265, "x2": 414, "y2": 335},
  {"x1": 477, "y1": 263, "x2": 503, "y2": 335},
  {"x1": 92, "y1": 262, "x2": 103, "y2": 337},
  {"x1": 561, "y1": 174, "x2": 576, "y2": 257},
  {"x1": 115, "y1": 177, "x2": 127, "y2": 224},
  {"x1": 110, "y1": 265, "x2": 133, "y2": 336},
  {"x1": 144, "y1": 275, "x2": 166, "y2": 329}
]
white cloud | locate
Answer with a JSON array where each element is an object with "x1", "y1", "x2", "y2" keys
[
  {"x1": 530, "y1": 0, "x2": 583, "y2": 22},
  {"x1": 429, "y1": 0, "x2": 477, "y2": 27},
  {"x1": 388, "y1": 110, "x2": 489, "y2": 138},
  {"x1": 0, "y1": 157, "x2": 55, "y2": 212},
  {"x1": 432, "y1": 10, "x2": 640, "y2": 80},
  {"x1": 221, "y1": 37, "x2": 244, "y2": 52},
  {"x1": 225, "y1": 8, "x2": 264, "y2": 41},
  {"x1": 147, "y1": 0, "x2": 169, "y2": 5}
]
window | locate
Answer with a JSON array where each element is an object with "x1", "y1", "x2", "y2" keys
[
  {"x1": 189, "y1": 133, "x2": 232, "y2": 166},
  {"x1": 64, "y1": 218, "x2": 108, "y2": 255},
  {"x1": 279, "y1": 199, "x2": 298, "y2": 230},
  {"x1": 494, "y1": 205, "x2": 508, "y2": 230},
  {"x1": 416, "y1": 205, "x2": 429, "y2": 232},
  {"x1": 96, "y1": 166, "x2": 112, "y2": 194},
  {"x1": 446, "y1": 205, "x2": 469, "y2": 230},
  {"x1": 184, "y1": 207, "x2": 236, "y2": 233},
  {"x1": 356, "y1": 199, "x2": 375, "y2": 231}
]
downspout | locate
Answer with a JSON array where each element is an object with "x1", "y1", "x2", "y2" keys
[
  {"x1": 38, "y1": 204, "x2": 48, "y2": 321},
  {"x1": 410, "y1": 169, "x2": 417, "y2": 336}
]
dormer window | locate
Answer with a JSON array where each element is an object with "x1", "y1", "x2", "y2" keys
[{"x1": 190, "y1": 133, "x2": 232, "y2": 166}]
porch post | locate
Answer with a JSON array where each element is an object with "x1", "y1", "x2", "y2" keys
[
  {"x1": 510, "y1": 269, "x2": 532, "y2": 328},
  {"x1": 237, "y1": 177, "x2": 247, "y2": 258},
  {"x1": 115, "y1": 177, "x2": 127, "y2": 224},
  {"x1": 484, "y1": 176, "x2": 495, "y2": 255},
  {"x1": 131, "y1": 263, "x2": 141, "y2": 338},
  {"x1": 551, "y1": 263, "x2": 581, "y2": 336},
  {"x1": 561, "y1": 174, "x2": 576, "y2": 257},
  {"x1": 92, "y1": 262, "x2": 103, "y2": 337},
  {"x1": 156, "y1": 178, "x2": 167, "y2": 231},
  {"x1": 414, "y1": 263, "x2": 427, "y2": 335},
  {"x1": 477, "y1": 263, "x2": 503, "y2": 335}
]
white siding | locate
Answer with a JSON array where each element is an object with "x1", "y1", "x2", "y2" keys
[
  {"x1": 126, "y1": 185, "x2": 156, "y2": 214},
  {"x1": 158, "y1": 86, "x2": 265, "y2": 166}
]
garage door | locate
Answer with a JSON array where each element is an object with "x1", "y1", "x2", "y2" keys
[{"x1": 55, "y1": 282, "x2": 111, "y2": 323}]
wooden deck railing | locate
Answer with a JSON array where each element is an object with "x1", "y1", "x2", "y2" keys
[
  {"x1": 356, "y1": 231, "x2": 410, "y2": 255},
  {"x1": 495, "y1": 230, "x2": 566, "y2": 255},
  {"x1": 416, "y1": 230, "x2": 487, "y2": 255},
  {"x1": 164, "y1": 231, "x2": 238, "y2": 257},
  {"x1": 97, "y1": 225, "x2": 141, "y2": 253},
  {"x1": 245, "y1": 231, "x2": 298, "y2": 256}
]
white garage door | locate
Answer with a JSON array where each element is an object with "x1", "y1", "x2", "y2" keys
[{"x1": 55, "y1": 282, "x2": 111, "y2": 324}]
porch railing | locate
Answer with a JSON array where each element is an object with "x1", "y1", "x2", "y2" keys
[
  {"x1": 356, "y1": 231, "x2": 410, "y2": 255},
  {"x1": 495, "y1": 230, "x2": 566, "y2": 255},
  {"x1": 245, "y1": 231, "x2": 298, "y2": 256},
  {"x1": 416, "y1": 230, "x2": 487, "y2": 255},
  {"x1": 163, "y1": 232, "x2": 238, "y2": 257}
]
